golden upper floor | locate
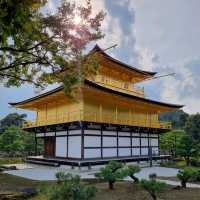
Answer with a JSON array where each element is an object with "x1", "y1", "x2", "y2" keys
[
  {"x1": 10, "y1": 80, "x2": 183, "y2": 130},
  {"x1": 85, "y1": 45, "x2": 156, "y2": 98}
]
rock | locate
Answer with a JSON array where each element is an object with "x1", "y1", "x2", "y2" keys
[
  {"x1": 173, "y1": 185, "x2": 181, "y2": 190},
  {"x1": 19, "y1": 188, "x2": 37, "y2": 197},
  {"x1": 0, "y1": 165, "x2": 17, "y2": 171},
  {"x1": 0, "y1": 192, "x2": 27, "y2": 200},
  {"x1": 7, "y1": 166, "x2": 17, "y2": 170}
]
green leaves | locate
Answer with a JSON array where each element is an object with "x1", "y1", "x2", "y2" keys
[
  {"x1": 140, "y1": 179, "x2": 166, "y2": 200},
  {"x1": 41, "y1": 172, "x2": 97, "y2": 200},
  {"x1": 123, "y1": 165, "x2": 141, "y2": 182},
  {"x1": 0, "y1": 125, "x2": 24, "y2": 156},
  {"x1": 0, "y1": 0, "x2": 105, "y2": 92},
  {"x1": 95, "y1": 161, "x2": 126, "y2": 190},
  {"x1": 177, "y1": 168, "x2": 197, "y2": 188},
  {"x1": 160, "y1": 130, "x2": 185, "y2": 157}
]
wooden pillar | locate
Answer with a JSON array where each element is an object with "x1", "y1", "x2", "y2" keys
[
  {"x1": 158, "y1": 131, "x2": 160, "y2": 155},
  {"x1": 115, "y1": 106, "x2": 118, "y2": 123},
  {"x1": 81, "y1": 122, "x2": 84, "y2": 160},
  {"x1": 139, "y1": 128, "x2": 142, "y2": 156},
  {"x1": 129, "y1": 109, "x2": 131, "y2": 125},
  {"x1": 34, "y1": 132, "x2": 37, "y2": 156},
  {"x1": 67, "y1": 126, "x2": 69, "y2": 158},
  {"x1": 130, "y1": 131, "x2": 133, "y2": 157},
  {"x1": 117, "y1": 128, "x2": 119, "y2": 157},
  {"x1": 101, "y1": 125, "x2": 103, "y2": 159},
  {"x1": 99, "y1": 104, "x2": 102, "y2": 122}
]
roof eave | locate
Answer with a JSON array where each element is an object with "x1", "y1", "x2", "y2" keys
[{"x1": 92, "y1": 44, "x2": 157, "y2": 77}]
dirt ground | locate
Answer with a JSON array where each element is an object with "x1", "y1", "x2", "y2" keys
[
  {"x1": 1, "y1": 173, "x2": 200, "y2": 200},
  {"x1": 31, "y1": 181, "x2": 200, "y2": 200}
]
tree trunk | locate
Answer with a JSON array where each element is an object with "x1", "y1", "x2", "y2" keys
[
  {"x1": 181, "y1": 180, "x2": 186, "y2": 188},
  {"x1": 109, "y1": 181, "x2": 114, "y2": 190},
  {"x1": 130, "y1": 175, "x2": 139, "y2": 183},
  {"x1": 150, "y1": 192, "x2": 157, "y2": 200},
  {"x1": 185, "y1": 157, "x2": 190, "y2": 166}
]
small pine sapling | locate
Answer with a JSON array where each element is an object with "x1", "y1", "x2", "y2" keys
[
  {"x1": 95, "y1": 161, "x2": 126, "y2": 190},
  {"x1": 140, "y1": 179, "x2": 166, "y2": 200}
]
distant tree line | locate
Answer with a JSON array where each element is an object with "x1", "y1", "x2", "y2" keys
[
  {"x1": 0, "y1": 113, "x2": 40, "y2": 157},
  {"x1": 160, "y1": 110, "x2": 200, "y2": 166}
]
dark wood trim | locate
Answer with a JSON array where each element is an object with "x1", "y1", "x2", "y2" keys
[
  {"x1": 100, "y1": 125, "x2": 103, "y2": 158},
  {"x1": 67, "y1": 126, "x2": 69, "y2": 158},
  {"x1": 158, "y1": 133, "x2": 160, "y2": 155},
  {"x1": 84, "y1": 146, "x2": 158, "y2": 149},
  {"x1": 139, "y1": 129, "x2": 141, "y2": 156},
  {"x1": 117, "y1": 129, "x2": 119, "y2": 157},
  {"x1": 35, "y1": 132, "x2": 37, "y2": 156},
  {"x1": 130, "y1": 131, "x2": 133, "y2": 156},
  {"x1": 81, "y1": 122, "x2": 84, "y2": 160}
]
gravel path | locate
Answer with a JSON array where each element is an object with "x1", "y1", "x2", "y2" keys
[{"x1": 4, "y1": 165, "x2": 200, "y2": 188}]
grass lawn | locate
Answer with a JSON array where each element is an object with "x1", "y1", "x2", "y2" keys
[
  {"x1": 0, "y1": 157, "x2": 24, "y2": 165},
  {"x1": 161, "y1": 160, "x2": 200, "y2": 170},
  {"x1": 30, "y1": 181, "x2": 200, "y2": 200},
  {"x1": 0, "y1": 173, "x2": 49, "y2": 192},
  {"x1": 1, "y1": 173, "x2": 200, "y2": 200}
]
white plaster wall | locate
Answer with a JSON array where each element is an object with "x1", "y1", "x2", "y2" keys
[
  {"x1": 118, "y1": 137, "x2": 130, "y2": 147},
  {"x1": 132, "y1": 148, "x2": 140, "y2": 156},
  {"x1": 84, "y1": 149, "x2": 101, "y2": 158},
  {"x1": 141, "y1": 148, "x2": 148, "y2": 155},
  {"x1": 152, "y1": 147, "x2": 159, "y2": 155},
  {"x1": 103, "y1": 131, "x2": 116, "y2": 135},
  {"x1": 55, "y1": 137, "x2": 67, "y2": 157},
  {"x1": 118, "y1": 148, "x2": 131, "y2": 157},
  {"x1": 103, "y1": 137, "x2": 117, "y2": 147},
  {"x1": 46, "y1": 132, "x2": 55, "y2": 137},
  {"x1": 141, "y1": 133, "x2": 148, "y2": 137},
  {"x1": 132, "y1": 138, "x2": 140, "y2": 146},
  {"x1": 68, "y1": 136, "x2": 81, "y2": 158},
  {"x1": 56, "y1": 131, "x2": 67, "y2": 136},
  {"x1": 141, "y1": 138, "x2": 148, "y2": 146},
  {"x1": 36, "y1": 133, "x2": 44, "y2": 137},
  {"x1": 150, "y1": 138, "x2": 158, "y2": 146},
  {"x1": 85, "y1": 130, "x2": 101, "y2": 135},
  {"x1": 69, "y1": 130, "x2": 81, "y2": 135},
  {"x1": 84, "y1": 136, "x2": 101, "y2": 147},
  {"x1": 132, "y1": 133, "x2": 140, "y2": 136},
  {"x1": 103, "y1": 148, "x2": 117, "y2": 157},
  {"x1": 118, "y1": 132, "x2": 130, "y2": 136},
  {"x1": 150, "y1": 134, "x2": 158, "y2": 137}
]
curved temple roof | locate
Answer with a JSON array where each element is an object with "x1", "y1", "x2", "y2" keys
[
  {"x1": 10, "y1": 80, "x2": 183, "y2": 109},
  {"x1": 90, "y1": 44, "x2": 157, "y2": 77}
]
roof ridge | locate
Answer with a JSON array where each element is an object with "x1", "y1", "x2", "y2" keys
[{"x1": 91, "y1": 44, "x2": 157, "y2": 76}]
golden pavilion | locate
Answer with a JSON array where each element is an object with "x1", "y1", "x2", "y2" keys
[{"x1": 10, "y1": 45, "x2": 183, "y2": 166}]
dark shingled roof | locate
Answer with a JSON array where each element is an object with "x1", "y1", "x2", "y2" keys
[{"x1": 10, "y1": 80, "x2": 183, "y2": 109}]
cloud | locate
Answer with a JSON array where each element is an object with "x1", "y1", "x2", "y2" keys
[
  {"x1": 136, "y1": 47, "x2": 159, "y2": 71},
  {"x1": 115, "y1": 0, "x2": 200, "y2": 114},
  {"x1": 46, "y1": 0, "x2": 57, "y2": 14}
]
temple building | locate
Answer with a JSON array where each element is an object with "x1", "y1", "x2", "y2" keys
[{"x1": 10, "y1": 45, "x2": 183, "y2": 166}]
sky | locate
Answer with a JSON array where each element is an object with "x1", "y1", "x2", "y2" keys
[{"x1": 1, "y1": 0, "x2": 200, "y2": 120}]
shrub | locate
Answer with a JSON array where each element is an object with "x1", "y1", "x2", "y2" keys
[
  {"x1": 140, "y1": 179, "x2": 166, "y2": 200},
  {"x1": 190, "y1": 158, "x2": 200, "y2": 167},
  {"x1": 194, "y1": 170, "x2": 200, "y2": 182},
  {"x1": 41, "y1": 172, "x2": 97, "y2": 200},
  {"x1": 124, "y1": 164, "x2": 141, "y2": 183},
  {"x1": 177, "y1": 168, "x2": 196, "y2": 188},
  {"x1": 95, "y1": 161, "x2": 126, "y2": 190}
]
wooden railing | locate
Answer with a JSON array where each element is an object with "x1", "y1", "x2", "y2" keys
[
  {"x1": 23, "y1": 110, "x2": 171, "y2": 130},
  {"x1": 88, "y1": 75, "x2": 144, "y2": 97}
]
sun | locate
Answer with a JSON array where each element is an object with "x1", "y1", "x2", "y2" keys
[{"x1": 74, "y1": 15, "x2": 82, "y2": 25}]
